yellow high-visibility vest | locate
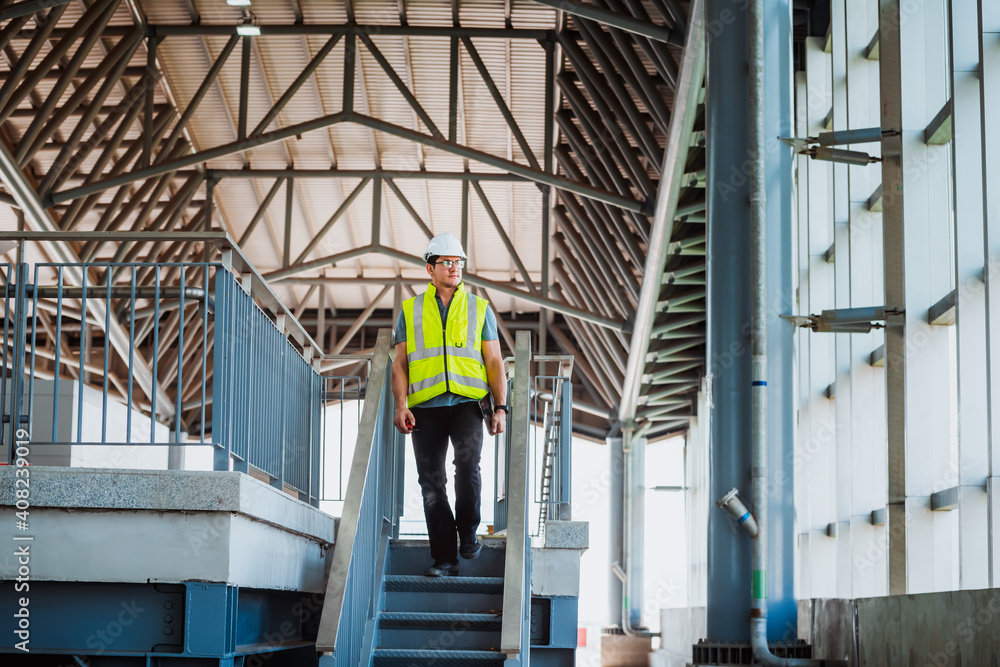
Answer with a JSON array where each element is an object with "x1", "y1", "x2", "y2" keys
[{"x1": 402, "y1": 282, "x2": 490, "y2": 408}]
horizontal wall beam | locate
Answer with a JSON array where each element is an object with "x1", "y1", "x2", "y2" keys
[{"x1": 927, "y1": 288, "x2": 957, "y2": 325}]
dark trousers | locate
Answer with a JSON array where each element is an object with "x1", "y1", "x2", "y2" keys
[{"x1": 410, "y1": 401, "x2": 484, "y2": 564}]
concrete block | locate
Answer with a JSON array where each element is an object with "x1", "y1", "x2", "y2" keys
[
  {"x1": 866, "y1": 588, "x2": 1000, "y2": 667},
  {"x1": 809, "y1": 598, "x2": 854, "y2": 663},
  {"x1": 0, "y1": 467, "x2": 336, "y2": 540},
  {"x1": 798, "y1": 599, "x2": 813, "y2": 643},
  {"x1": 655, "y1": 606, "x2": 705, "y2": 667},
  {"x1": 531, "y1": 548, "x2": 581, "y2": 597},
  {"x1": 0, "y1": 468, "x2": 336, "y2": 593},
  {"x1": 857, "y1": 595, "x2": 902, "y2": 667},
  {"x1": 601, "y1": 632, "x2": 651, "y2": 667},
  {"x1": 0, "y1": 508, "x2": 331, "y2": 592},
  {"x1": 543, "y1": 520, "x2": 589, "y2": 549}
]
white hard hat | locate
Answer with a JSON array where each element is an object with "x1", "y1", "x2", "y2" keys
[{"x1": 423, "y1": 232, "x2": 467, "y2": 262}]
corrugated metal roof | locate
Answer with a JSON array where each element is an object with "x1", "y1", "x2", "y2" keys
[{"x1": 0, "y1": 0, "x2": 700, "y2": 439}]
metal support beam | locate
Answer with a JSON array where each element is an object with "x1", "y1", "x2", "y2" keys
[
  {"x1": 238, "y1": 177, "x2": 285, "y2": 246},
  {"x1": 350, "y1": 114, "x2": 648, "y2": 214},
  {"x1": 293, "y1": 178, "x2": 371, "y2": 265},
  {"x1": 252, "y1": 33, "x2": 341, "y2": 136},
  {"x1": 461, "y1": 35, "x2": 541, "y2": 171},
  {"x1": 529, "y1": 0, "x2": 683, "y2": 44},
  {"x1": 374, "y1": 246, "x2": 626, "y2": 331},
  {"x1": 330, "y1": 284, "x2": 393, "y2": 355},
  {"x1": 471, "y1": 181, "x2": 537, "y2": 296},
  {"x1": 618, "y1": 0, "x2": 704, "y2": 423},
  {"x1": 0, "y1": 0, "x2": 71, "y2": 24},
  {"x1": 50, "y1": 111, "x2": 348, "y2": 205}
]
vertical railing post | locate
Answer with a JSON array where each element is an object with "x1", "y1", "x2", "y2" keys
[
  {"x1": 212, "y1": 269, "x2": 230, "y2": 471},
  {"x1": 10, "y1": 263, "x2": 29, "y2": 456},
  {"x1": 560, "y1": 379, "x2": 573, "y2": 520},
  {"x1": 501, "y1": 330, "x2": 532, "y2": 661},
  {"x1": 1, "y1": 265, "x2": 12, "y2": 459}
]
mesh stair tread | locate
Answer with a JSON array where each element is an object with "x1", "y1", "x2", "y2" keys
[
  {"x1": 383, "y1": 574, "x2": 504, "y2": 593},
  {"x1": 379, "y1": 611, "x2": 503, "y2": 629},
  {"x1": 372, "y1": 648, "x2": 505, "y2": 664}
]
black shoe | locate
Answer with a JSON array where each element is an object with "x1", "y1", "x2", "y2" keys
[
  {"x1": 459, "y1": 533, "x2": 482, "y2": 560},
  {"x1": 424, "y1": 561, "x2": 459, "y2": 577}
]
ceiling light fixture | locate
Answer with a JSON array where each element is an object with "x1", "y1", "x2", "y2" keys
[
  {"x1": 236, "y1": 15, "x2": 260, "y2": 36},
  {"x1": 227, "y1": 0, "x2": 252, "y2": 6}
]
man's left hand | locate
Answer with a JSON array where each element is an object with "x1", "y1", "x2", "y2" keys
[{"x1": 490, "y1": 409, "x2": 506, "y2": 436}]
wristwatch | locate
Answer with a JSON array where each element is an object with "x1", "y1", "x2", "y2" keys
[{"x1": 493, "y1": 404, "x2": 508, "y2": 413}]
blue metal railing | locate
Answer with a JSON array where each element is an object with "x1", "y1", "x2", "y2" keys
[
  {"x1": 0, "y1": 232, "x2": 325, "y2": 506},
  {"x1": 533, "y1": 357, "x2": 575, "y2": 532},
  {"x1": 212, "y1": 268, "x2": 322, "y2": 497},
  {"x1": 316, "y1": 328, "x2": 404, "y2": 661},
  {"x1": 495, "y1": 355, "x2": 575, "y2": 536},
  {"x1": 320, "y1": 374, "x2": 362, "y2": 503}
]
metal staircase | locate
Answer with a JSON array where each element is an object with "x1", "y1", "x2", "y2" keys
[
  {"x1": 372, "y1": 539, "x2": 507, "y2": 665},
  {"x1": 316, "y1": 330, "x2": 534, "y2": 667}
]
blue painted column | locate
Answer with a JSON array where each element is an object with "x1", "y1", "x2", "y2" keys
[
  {"x1": 762, "y1": 0, "x2": 797, "y2": 643},
  {"x1": 706, "y1": 0, "x2": 795, "y2": 643},
  {"x1": 706, "y1": 0, "x2": 752, "y2": 642}
]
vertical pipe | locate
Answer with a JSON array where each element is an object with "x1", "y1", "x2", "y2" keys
[
  {"x1": 625, "y1": 431, "x2": 646, "y2": 629},
  {"x1": 748, "y1": 2, "x2": 825, "y2": 665},
  {"x1": 705, "y1": 0, "x2": 752, "y2": 642},
  {"x1": 748, "y1": 0, "x2": 770, "y2": 650},
  {"x1": 607, "y1": 435, "x2": 625, "y2": 626}
]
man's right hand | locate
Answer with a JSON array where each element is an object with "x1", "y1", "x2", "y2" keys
[{"x1": 394, "y1": 409, "x2": 416, "y2": 434}]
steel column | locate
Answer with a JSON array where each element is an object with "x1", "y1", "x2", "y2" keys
[{"x1": 705, "y1": 0, "x2": 751, "y2": 642}]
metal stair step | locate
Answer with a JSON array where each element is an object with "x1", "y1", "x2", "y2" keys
[
  {"x1": 379, "y1": 611, "x2": 503, "y2": 629},
  {"x1": 383, "y1": 575, "x2": 504, "y2": 594},
  {"x1": 372, "y1": 649, "x2": 506, "y2": 666}
]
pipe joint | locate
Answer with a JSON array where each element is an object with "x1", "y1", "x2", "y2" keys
[{"x1": 715, "y1": 487, "x2": 759, "y2": 538}]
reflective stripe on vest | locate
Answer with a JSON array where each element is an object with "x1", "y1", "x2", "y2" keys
[{"x1": 402, "y1": 283, "x2": 489, "y2": 408}]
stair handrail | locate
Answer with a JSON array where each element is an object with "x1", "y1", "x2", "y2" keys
[
  {"x1": 316, "y1": 328, "x2": 400, "y2": 662},
  {"x1": 500, "y1": 330, "x2": 533, "y2": 662}
]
